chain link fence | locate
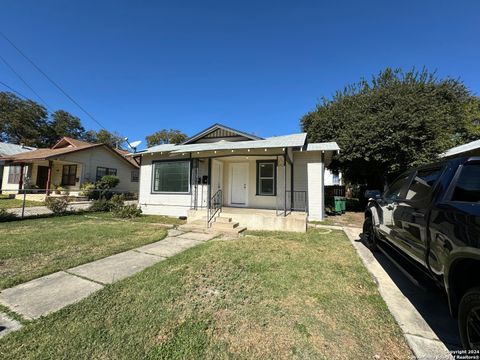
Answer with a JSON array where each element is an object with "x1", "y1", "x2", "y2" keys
[{"x1": 0, "y1": 188, "x2": 138, "y2": 220}]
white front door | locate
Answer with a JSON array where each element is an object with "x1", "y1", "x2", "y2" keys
[{"x1": 230, "y1": 163, "x2": 248, "y2": 205}]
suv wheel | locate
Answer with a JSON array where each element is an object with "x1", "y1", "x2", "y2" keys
[
  {"x1": 459, "y1": 288, "x2": 480, "y2": 350},
  {"x1": 362, "y1": 216, "x2": 378, "y2": 251}
]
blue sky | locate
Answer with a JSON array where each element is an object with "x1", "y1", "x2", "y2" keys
[{"x1": 1, "y1": 1, "x2": 479, "y2": 148}]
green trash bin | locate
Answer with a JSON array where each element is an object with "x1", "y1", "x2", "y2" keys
[
  {"x1": 337, "y1": 196, "x2": 346, "y2": 213},
  {"x1": 327, "y1": 196, "x2": 343, "y2": 215}
]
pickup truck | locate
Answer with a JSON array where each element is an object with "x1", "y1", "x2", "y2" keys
[{"x1": 363, "y1": 156, "x2": 480, "y2": 350}]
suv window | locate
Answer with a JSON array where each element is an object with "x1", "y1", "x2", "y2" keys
[
  {"x1": 384, "y1": 174, "x2": 410, "y2": 201},
  {"x1": 451, "y1": 163, "x2": 480, "y2": 203},
  {"x1": 406, "y1": 167, "x2": 442, "y2": 202}
]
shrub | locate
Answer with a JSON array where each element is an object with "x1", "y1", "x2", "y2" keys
[
  {"x1": 89, "y1": 198, "x2": 114, "y2": 212},
  {"x1": 80, "y1": 182, "x2": 96, "y2": 198},
  {"x1": 88, "y1": 194, "x2": 125, "y2": 212},
  {"x1": 110, "y1": 194, "x2": 125, "y2": 210},
  {"x1": 45, "y1": 197, "x2": 69, "y2": 215},
  {"x1": 112, "y1": 204, "x2": 142, "y2": 219},
  {"x1": 0, "y1": 208, "x2": 16, "y2": 222},
  {"x1": 96, "y1": 175, "x2": 120, "y2": 190}
]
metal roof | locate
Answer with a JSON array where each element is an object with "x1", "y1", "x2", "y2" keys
[
  {"x1": 440, "y1": 139, "x2": 480, "y2": 158},
  {"x1": 306, "y1": 142, "x2": 340, "y2": 152},
  {"x1": 139, "y1": 133, "x2": 308, "y2": 154},
  {"x1": 0, "y1": 142, "x2": 36, "y2": 157}
]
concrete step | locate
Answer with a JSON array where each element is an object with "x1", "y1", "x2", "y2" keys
[
  {"x1": 211, "y1": 221, "x2": 239, "y2": 230},
  {"x1": 214, "y1": 216, "x2": 232, "y2": 223}
]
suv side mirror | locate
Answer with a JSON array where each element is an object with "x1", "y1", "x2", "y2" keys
[{"x1": 364, "y1": 189, "x2": 381, "y2": 200}]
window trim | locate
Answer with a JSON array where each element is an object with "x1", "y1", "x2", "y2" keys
[
  {"x1": 96, "y1": 166, "x2": 117, "y2": 181},
  {"x1": 61, "y1": 164, "x2": 77, "y2": 186},
  {"x1": 256, "y1": 160, "x2": 277, "y2": 196},
  {"x1": 151, "y1": 159, "x2": 192, "y2": 194}
]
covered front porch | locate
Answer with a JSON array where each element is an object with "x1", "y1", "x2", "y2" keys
[
  {"x1": 186, "y1": 149, "x2": 310, "y2": 232},
  {"x1": 3, "y1": 159, "x2": 83, "y2": 200}
]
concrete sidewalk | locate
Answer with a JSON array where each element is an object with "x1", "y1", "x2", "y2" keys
[
  {"x1": 0, "y1": 229, "x2": 217, "y2": 327},
  {"x1": 343, "y1": 226, "x2": 453, "y2": 360}
]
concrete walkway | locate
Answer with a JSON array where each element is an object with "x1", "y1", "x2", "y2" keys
[
  {"x1": 0, "y1": 229, "x2": 216, "y2": 328},
  {"x1": 343, "y1": 226, "x2": 453, "y2": 360}
]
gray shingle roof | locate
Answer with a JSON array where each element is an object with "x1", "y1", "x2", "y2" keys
[{"x1": 0, "y1": 142, "x2": 36, "y2": 157}]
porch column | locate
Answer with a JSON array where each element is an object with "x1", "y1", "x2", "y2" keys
[
  {"x1": 18, "y1": 163, "x2": 25, "y2": 193},
  {"x1": 283, "y1": 155, "x2": 287, "y2": 216},
  {"x1": 45, "y1": 160, "x2": 53, "y2": 196},
  {"x1": 320, "y1": 152, "x2": 325, "y2": 220}
]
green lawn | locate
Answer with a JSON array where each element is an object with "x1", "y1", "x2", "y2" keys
[
  {"x1": 0, "y1": 228, "x2": 411, "y2": 359},
  {"x1": 0, "y1": 213, "x2": 169, "y2": 289},
  {"x1": 0, "y1": 195, "x2": 44, "y2": 209}
]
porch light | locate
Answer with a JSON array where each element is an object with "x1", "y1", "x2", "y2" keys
[
  {"x1": 247, "y1": 149, "x2": 250, "y2": 152},
  {"x1": 197, "y1": 152, "x2": 199, "y2": 154},
  {"x1": 231, "y1": 150, "x2": 234, "y2": 153},
  {"x1": 264, "y1": 148, "x2": 267, "y2": 152},
  {"x1": 214, "y1": 151, "x2": 217, "y2": 154},
  {"x1": 282, "y1": 148, "x2": 285, "y2": 151}
]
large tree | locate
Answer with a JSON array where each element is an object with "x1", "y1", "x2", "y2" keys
[
  {"x1": 0, "y1": 92, "x2": 49, "y2": 147},
  {"x1": 84, "y1": 129, "x2": 126, "y2": 148},
  {"x1": 145, "y1": 129, "x2": 187, "y2": 147},
  {"x1": 46, "y1": 110, "x2": 86, "y2": 146},
  {"x1": 301, "y1": 68, "x2": 478, "y2": 187}
]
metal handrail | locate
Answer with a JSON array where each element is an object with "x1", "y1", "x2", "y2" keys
[
  {"x1": 207, "y1": 189, "x2": 222, "y2": 227},
  {"x1": 276, "y1": 190, "x2": 308, "y2": 216}
]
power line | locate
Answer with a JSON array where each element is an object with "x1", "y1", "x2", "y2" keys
[
  {"x1": 0, "y1": 31, "x2": 107, "y2": 131},
  {"x1": 0, "y1": 80, "x2": 31, "y2": 100},
  {"x1": 0, "y1": 53, "x2": 52, "y2": 110}
]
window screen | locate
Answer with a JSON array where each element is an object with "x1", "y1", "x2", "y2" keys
[
  {"x1": 96, "y1": 167, "x2": 117, "y2": 181},
  {"x1": 131, "y1": 170, "x2": 139, "y2": 182},
  {"x1": 257, "y1": 161, "x2": 276, "y2": 196},
  {"x1": 153, "y1": 161, "x2": 190, "y2": 193},
  {"x1": 8, "y1": 165, "x2": 22, "y2": 184},
  {"x1": 451, "y1": 163, "x2": 480, "y2": 203},
  {"x1": 61, "y1": 165, "x2": 77, "y2": 186}
]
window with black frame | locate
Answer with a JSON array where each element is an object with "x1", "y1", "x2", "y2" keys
[
  {"x1": 61, "y1": 164, "x2": 77, "y2": 186},
  {"x1": 256, "y1": 160, "x2": 276, "y2": 196},
  {"x1": 152, "y1": 160, "x2": 190, "y2": 193},
  {"x1": 96, "y1": 167, "x2": 117, "y2": 181}
]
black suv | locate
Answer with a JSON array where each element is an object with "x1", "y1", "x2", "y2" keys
[{"x1": 363, "y1": 156, "x2": 480, "y2": 350}]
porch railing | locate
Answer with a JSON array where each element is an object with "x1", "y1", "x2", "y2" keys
[
  {"x1": 276, "y1": 190, "x2": 308, "y2": 216},
  {"x1": 207, "y1": 189, "x2": 222, "y2": 227}
]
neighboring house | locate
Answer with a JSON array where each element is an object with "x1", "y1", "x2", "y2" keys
[
  {"x1": 0, "y1": 137, "x2": 139, "y2": 196},
  {"x1": 134, "y1": 123, "x2": 340, "y2": 231},
  {"x1": 0, "y1": 142, "x2": 36, "y2": 191},
  {"x1": 440, "y1": 139, "x2": 480, "y2": 158},
  {"x1": 324, "y1": 169, "x2": 342, "y2": 186}
]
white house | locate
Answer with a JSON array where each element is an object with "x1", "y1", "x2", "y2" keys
[
  {"x1": 0, "y1": 137, "x2": 139, "y2": 199},
  {"x1": 134, "y1": 124, "x2": 339, "y2": 232}
]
